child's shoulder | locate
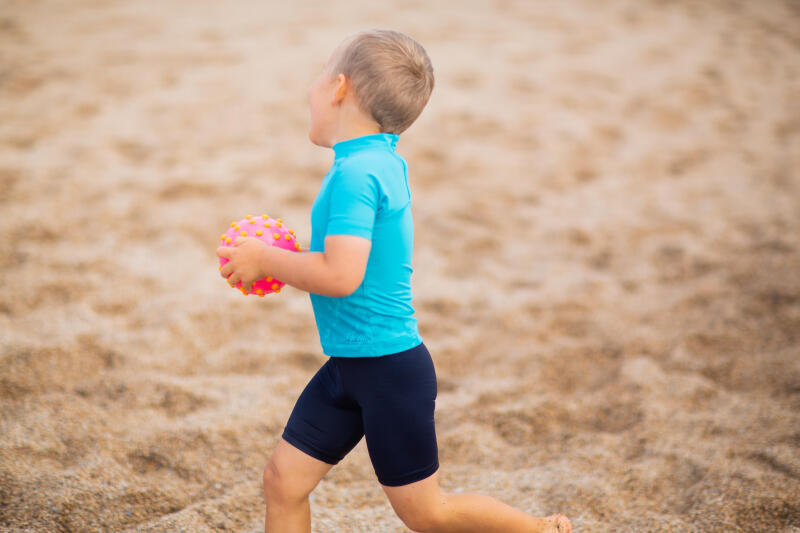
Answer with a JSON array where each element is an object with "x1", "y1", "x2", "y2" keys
[{"x1": 329, "y1": 152, "x2": 407, "y2": 202}]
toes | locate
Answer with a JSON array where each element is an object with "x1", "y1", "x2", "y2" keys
[
  {"x1": 545, "y1": 513, "x2": 572, "y2": 533},
  {"x1": 547, "y1": 514, "x2": 572, "y2": 533}
]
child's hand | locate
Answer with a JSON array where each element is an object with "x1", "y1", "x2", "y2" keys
[{"x1": 217, "y1": 237, "x2": 268, "y2": 293}]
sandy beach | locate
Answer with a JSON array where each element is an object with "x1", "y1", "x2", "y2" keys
[{"x1": 1, "y1": 0, "x2": 799, "y2": 531}]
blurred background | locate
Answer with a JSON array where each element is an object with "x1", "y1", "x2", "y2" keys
[{"x1": 1, "y1": 1, "x2": 798, "y2": 531}]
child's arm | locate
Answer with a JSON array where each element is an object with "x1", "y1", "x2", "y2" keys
[{"x1": 216, "y1": 235, "x2": 370, "y2": 297}]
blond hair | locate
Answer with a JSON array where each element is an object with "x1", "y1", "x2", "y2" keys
[{"x1": 331, "y1": 29, "x2": 434, "y2": 135}]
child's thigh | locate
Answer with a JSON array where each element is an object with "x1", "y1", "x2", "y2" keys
[
  {"x1": 282, "y1": 358, "x2": 365, "y2": 465},
  {"x1": 354, "y1": 344, "x2": 439, "y2": 486}
]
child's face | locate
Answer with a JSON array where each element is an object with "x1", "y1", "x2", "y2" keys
[{"x1": 307, "y1": 51, "x2": 341, "y2": 148}]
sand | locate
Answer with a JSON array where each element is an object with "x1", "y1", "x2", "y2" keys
[{"x1": 1, "y1": 0, "x2": 799, "y2": 531}]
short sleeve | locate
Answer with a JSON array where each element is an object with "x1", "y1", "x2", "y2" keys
[{"x1": 326, "y1": 166, "x2": 379, "y2": 240}]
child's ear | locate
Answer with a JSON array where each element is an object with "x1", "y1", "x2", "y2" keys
[{"x1": 332, "y1": 73, "x2": 348, "y2": 105}]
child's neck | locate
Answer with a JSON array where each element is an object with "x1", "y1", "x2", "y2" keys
[{"x1": 331, "y1": 105, "x2": 382, "y2": 146}]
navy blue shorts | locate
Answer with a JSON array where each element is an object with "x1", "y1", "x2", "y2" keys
[{"x1": 282, "y1": 342, "x2": 439, "y2": 487}]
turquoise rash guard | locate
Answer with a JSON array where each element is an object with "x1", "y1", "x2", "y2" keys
[{"x1": 308, "y1": 133, "x2": 422, "y2": 357}]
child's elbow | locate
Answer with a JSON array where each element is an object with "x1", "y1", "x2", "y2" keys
[{"x1": 327, "y1": 274, "x2": 362, "y2": 298}]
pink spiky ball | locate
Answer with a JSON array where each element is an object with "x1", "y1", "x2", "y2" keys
[{"x1": 219, "y1": 215, "x2": 301, "y2": 296}]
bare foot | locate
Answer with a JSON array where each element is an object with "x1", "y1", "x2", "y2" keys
[{"x1": 547, "y1": 514, "x2": 572, "y2": 533}]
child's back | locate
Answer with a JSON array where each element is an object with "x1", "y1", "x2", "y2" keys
[{"x1": 309, "y1": 133, "x2": 420, "y2": 356}]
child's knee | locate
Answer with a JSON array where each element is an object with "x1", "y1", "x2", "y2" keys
[
  {"x1": 262, "y1": 460, "x2": 306, "y2": 505},
  {"x1": 262, "y1": 461, "x2": 279, "y2": 496}
]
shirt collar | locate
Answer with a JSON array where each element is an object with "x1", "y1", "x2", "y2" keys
[{"x1": 333, "y1": 133, "x2": 398, "y2": 160}]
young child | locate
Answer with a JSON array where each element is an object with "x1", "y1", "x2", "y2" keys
[{"x1": 217, "y1": 29, "x2": 572, "y2": 533}]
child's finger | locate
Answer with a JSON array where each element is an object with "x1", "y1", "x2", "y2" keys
[
  {"x1": 216, "y1": 246, "x2": 232, "y2": 258},
  {"x1": 220, "y1": 262, "x2": 233, "y2": 279},
  {"x1": 234, "y1": 236, "x2": 249, "y2": 246}
]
